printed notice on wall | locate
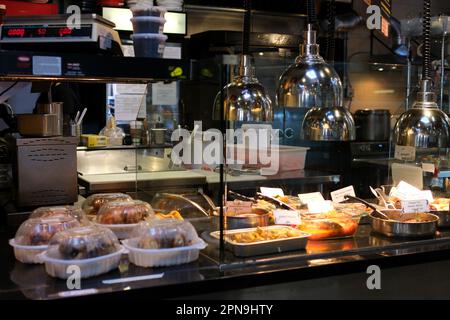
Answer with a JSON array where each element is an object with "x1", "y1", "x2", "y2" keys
[
  {"x1": 394, "y1": 145, "x2": 416, "y2": 161},
  {"x1": 152, "y1": 82, "x2": 178, "y2": 105},
  {"x1": 115, "y1": 94, "x2": 146, "y2": 121}
]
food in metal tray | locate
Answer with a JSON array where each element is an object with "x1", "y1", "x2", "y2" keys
[{"x1": 228, "y1": 226, "x2": 305, "y2": 243}]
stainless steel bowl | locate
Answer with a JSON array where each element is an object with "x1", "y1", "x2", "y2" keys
[
  {"x1": 370, "y1": 210, "x2": 438, "y2": 238},
  {"x1": 224, "y1": 208, "x2": 269, "y2": 230},
  {"x1": 430, "y1": 210, "x2": 450, "y2": 228}
]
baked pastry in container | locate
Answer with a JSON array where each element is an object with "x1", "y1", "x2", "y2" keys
[
  {"x1": 40, "y1": 225, "x2": 124, "y2": 279},
  {"x1": 82, "y1": 193, "x2": 132, "y2": 216},
  {"x1": 9, "y1": 216, "x2": 81, "y2": 264},
  {"x1": 95, "y1": 200, "x2": 154, "y2": 239},
  {"x1": 122, "y1": 219, "x2": 207, "y2": 267}
]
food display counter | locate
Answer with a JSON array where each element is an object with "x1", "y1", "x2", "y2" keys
[
  {"x1": 4, "y1": 218, "x2": 450, "y2": 300},
  {"x1": 4, "y1": 0, "x2": 450, "y2": 301}
]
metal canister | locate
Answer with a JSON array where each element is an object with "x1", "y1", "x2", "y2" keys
[{"x1": 36, "y1": 102, "x2": 64, "y2": 136}]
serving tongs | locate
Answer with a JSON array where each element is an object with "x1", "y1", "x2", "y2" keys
[
  {"x1": 228, "y1": 190, "x2": 257, "y2": 203},
  {"x1": 369, "y1": 186, "x2": 396, "y2": 209},
  {"x1": 344, "y1": 195, "x2": 391, "y2": 220},
  {"x1": 256, "y1": 192, "x2": 297, "y2": 211}
]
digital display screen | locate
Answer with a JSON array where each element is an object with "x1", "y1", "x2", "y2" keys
[{"x1": 1, "y1": 24, "x2": 92, "y2": 40}]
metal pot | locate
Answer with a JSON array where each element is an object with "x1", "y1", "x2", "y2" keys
[
  {"x1": 354, "y1": 109, "x2": 391, "y2": 141},
  {"x1": 224, "y1": 208, "x2": 269, "y2": 230},
  {"x1": 370, "y1": 210, "x2": 438, "y2": 238}
]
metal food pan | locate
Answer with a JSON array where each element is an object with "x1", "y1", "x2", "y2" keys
[{"x1": 210, "y1": 226, "x2": 310, "y2": 257}]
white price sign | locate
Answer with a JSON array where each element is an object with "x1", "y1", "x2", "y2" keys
[
  {"x1": 330, "y1": 186, "x2": 356, "y2": 203},
  {"x1": 401, "y1": 199, "x2": 429, "y2": 213},
  {"x1": 298, "y1": 192, "x2": 325, "y2": 205},
  {"x1": 260, "y1": 187, "x2": 284, "y2": 197},
  {"x1": 274, "y1": 210, "x2": 301, "y2": 225},
  {"x1": 307, "y1": 200, "x2": 334, "y2": 214}
]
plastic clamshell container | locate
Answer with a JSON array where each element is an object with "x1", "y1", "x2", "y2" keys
[
  {"x1": 41, "y1": 248, "x2": 125, "y2": 279},
  {"x1": 210, "y1": 226, "x2": 310, "y2": 257},
  {"x1": 298, "y1": 212, "x2": 361, "y2": 240},
  {"x1": 40, "y1": 225, "x2": 124, "y2": 279},
  {"x1": 10, "y1": 216, "x2": 81, "y2": 264},
  {"x1": 130, "y1": 5, "x2": 167, "y2": 17},
  {"x1": 122, "y1": 219, "x2": 205, "y2": 266},
  {"x1": 8, "y1": 240, "x2": 48, "y2": 264},
  {"x1": 82, "y1": 193, "x2": 132, "y2": 216},
  {"x1": 122, "y1": 239, "x2": 207, "y2": 267},
  {"x1": 95, "y1": 200, "x2": 154, "y2": 239},
  {"x1": 30, "y1": 205, "x2": 87, "y2": 223},
  {"x1": 131, "y1": 16, "x2": 166, "y2": 34},
  {"x1": 131, "y1": 33, "x2": 168, "y2": 58}
]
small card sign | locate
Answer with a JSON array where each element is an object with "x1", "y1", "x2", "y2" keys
[
  {"x1": 226, "y1": 200, "x2": 252, "y2": 214},
  {"x1": 401, "y1": 199, "x2": 429, "y2": 213},
  {"x1": 307, "y1": 200, "x2": 334, "y2": 214},
  {"x1": 330, "y1": 186, "x2": 356, "y2": 203},
  {"x1": 298, "y1": 192, "x2": 325, "y2": 205},
  {"x1": 260, "y1": 187, "x2": 284, "y2": 198},
  {"x1": 274, "y1": 210, "x2": 301, "y2": 225},
  {"x1": 422, "y1": 162, "x2": 436, "y2": 174},
  {"x1": 394, "y1": 145, "x2": 416, "y2": 161}
]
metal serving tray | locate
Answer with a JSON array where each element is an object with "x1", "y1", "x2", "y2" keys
[{"x1": 210, "y1": 226, "x2": 310, "y2": 257}]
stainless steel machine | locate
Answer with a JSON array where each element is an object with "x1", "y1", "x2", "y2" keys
[{"x1": 11, "y1": 135, "x2": 78, "y2": 207}]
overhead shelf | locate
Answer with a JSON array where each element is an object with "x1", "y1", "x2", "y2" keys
[{"x1": 0, "y1": 50, "x2": 190, "y2": 83}]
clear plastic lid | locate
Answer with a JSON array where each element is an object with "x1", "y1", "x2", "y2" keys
[
  {"x1": 82, "y1": 193, "x2": 132, "y2": 215},
  {"x1": 151, "y1": 193, "x2": 214, "y2": 218},
  {"x1": 130, "y1": 219, "x2": 200, "y2": 249},
  {"x1": 30, "y1": 206, "x2": 87, "y2": 223},
  {"x1": 14, "y1": 216, "x2": 81, "y2": 246},
  {"x1": 47, "y1": 225, "x2": 121, "y2": 260},
  {"x1": 96, "y1": 200, "x2": 154, "y2": 225}
]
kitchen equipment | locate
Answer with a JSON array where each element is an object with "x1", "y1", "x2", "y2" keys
[
  {"x1": 36, "y1": 102, "x2": 63, "y2": 136},
  {"x1": 393, "y1": 0, "x2": 450, "y2": 149},
  {"x1": 10, "y1": 135, "x2": 78, "y2": 207},
  {"x1": 370, "y1": 210, "x2": 438, "y2": 238},
  {"x1": 212, "y1": 0, "x2": 273, "y2": 123},
  {"x1": 16, "y1": 114, "x2": 60, "y2": 137},
  {"x1": 354, "y1": 109, "x2": 391, "y2": 141},
  {"x1": 430, "y1": 210, "x2": 450, "y2": 228},
  {"x1": 344, "y1": 195, "x2": 390, "y2": 220},
  {"x1": 224, "y1": 208, "x2": 269, "y2": 230},
  {"x1": 302, "y1": 105, "x2": 356, "y2": 141},
  {"x1": 0, "y1": 14, "x2": 122, "y2": 55},
  {"x1": 277, "y1": 26, "x2": 343, "y2": 109},
  {"x1": 210, "y1": 226, "x2": 310, "y2": 257}
]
